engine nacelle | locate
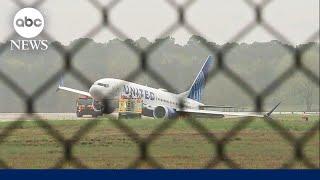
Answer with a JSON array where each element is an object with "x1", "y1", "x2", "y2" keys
[{"x1": 153, "y1": 106, "x2": 177, "y2": 119}]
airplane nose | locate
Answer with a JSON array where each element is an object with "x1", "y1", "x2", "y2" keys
[{"x1": 89, "y1": 85, "x2": 103, "y2": 101}]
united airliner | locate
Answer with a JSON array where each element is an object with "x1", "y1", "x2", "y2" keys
[{"x1": 57, "y1": 56, "x2": 280, "y2": 119}]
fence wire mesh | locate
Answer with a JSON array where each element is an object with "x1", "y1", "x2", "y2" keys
[{"x1": 0, "y1": 0, "x2": 319, "y2": 169}]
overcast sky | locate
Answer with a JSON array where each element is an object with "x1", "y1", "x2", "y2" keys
[{"x1": 0, "y1": 0, "x2": 319, "y2": 45}]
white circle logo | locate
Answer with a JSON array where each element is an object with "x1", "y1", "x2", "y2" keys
[{"x1": 13, "y1": 8, "x2": 44, "y2": 38}]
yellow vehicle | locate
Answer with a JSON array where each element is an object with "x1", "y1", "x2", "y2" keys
[{"x1": 118, "y1": 96, "x2": 142, "y2": 119}]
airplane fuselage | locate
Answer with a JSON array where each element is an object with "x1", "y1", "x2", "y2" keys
[
  {"x1": 88, "y1": 78, "x2": 202, "y2": 116},
  {"x1": 57, "y1": 56, "x2": 278, "y2": 119}
]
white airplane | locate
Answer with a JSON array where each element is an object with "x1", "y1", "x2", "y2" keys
[{"x1": 57, "y1": 56, "x2": 280, "y2": 119}]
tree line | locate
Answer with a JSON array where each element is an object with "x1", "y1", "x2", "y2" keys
[{"x1": 0, "y1": 36, "x2": 318, "y2": 112}]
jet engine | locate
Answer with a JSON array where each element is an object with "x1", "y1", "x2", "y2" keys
[{"x1": 153, "y1": 106, "x2": 177, "y2": 119}]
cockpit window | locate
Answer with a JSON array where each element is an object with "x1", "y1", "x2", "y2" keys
[{"x1": 97, "y1": 83, "x2": 109, "y2": 88}]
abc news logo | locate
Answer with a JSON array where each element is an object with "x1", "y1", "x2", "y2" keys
[
  {"x1": 16, "y1": 16, "x2": 43, "y2": 28},
  {"x1": 10, "y1": 8, "x2": 48, "y2": 51}
]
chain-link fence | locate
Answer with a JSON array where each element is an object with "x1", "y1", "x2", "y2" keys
[{"x1": 0, "y1": 0, "x2": 319, "y2": 168}]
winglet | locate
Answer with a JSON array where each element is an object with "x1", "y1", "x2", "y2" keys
[
  {"x1": 266, "y1": 102, "x2": 281, "y2": 117},
  {"x1": 56, "y1": 77, "x2": 64, "y2": 92}
]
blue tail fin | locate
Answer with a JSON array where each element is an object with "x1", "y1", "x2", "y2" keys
[{"x1": 187, "y1": 55, "x2": 214, "y2": 102}]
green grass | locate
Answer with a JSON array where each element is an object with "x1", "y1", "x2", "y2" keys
[{"x1": 0, "y1": 114, "x2": 319, "y2": 169}]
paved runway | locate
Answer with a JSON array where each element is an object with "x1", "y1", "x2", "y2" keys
[
  {"x1": 0, "y1": 113, "x2": 93, "y2": 121},
  {"x1": 0, "y1": 112, "x2": 318, "y2": 122}
]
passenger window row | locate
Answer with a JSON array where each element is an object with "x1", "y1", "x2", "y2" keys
[{"x1": 156, "y1": 97, "x2": 179, "y2": 106}]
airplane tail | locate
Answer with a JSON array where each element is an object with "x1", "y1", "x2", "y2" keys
[{"x1": 186, "y1": 55, "x2": 214, "y2": 102}]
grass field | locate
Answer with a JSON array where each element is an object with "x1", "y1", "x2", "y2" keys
[{"x1": 0, "y1": 114, "x2": 319, "y2": 169}]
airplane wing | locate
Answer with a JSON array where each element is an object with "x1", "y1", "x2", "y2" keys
[
  {"x1": 57, "y1": 85, "x2": 92, "y2": 98},
  {"x1": 199, "y1": 105, "x2": 237, "y2": 109},
  {"x1": 178, "y1": 102, "x2": 281, "y2": 118},
  {"x1": 56, "y1": 77, "x2": 92, "y2": 97},
  {"x1": 178, "y1": 109, "x2": 263, "y2": 118}
]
